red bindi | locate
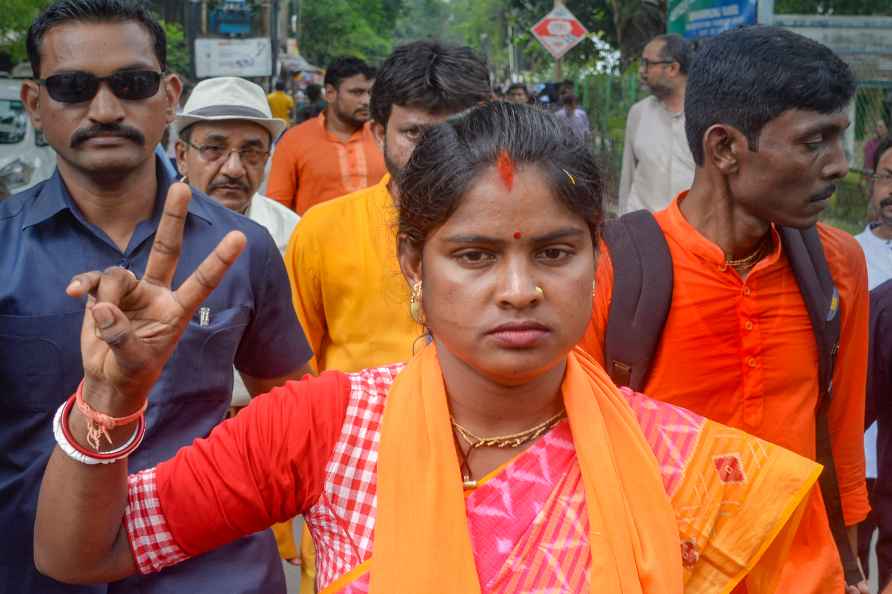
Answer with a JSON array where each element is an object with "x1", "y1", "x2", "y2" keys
[
  {"x1": 496, "y1": 149, "x2": 514, "y2": 191},
  {"x1": 513, "y1": 231, "x2": 522, "y2": 240}
]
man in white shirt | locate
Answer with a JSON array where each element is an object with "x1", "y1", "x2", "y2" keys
[
  {"x1": 856, "y1": 136, "x2": 892, "y2": 290},
  {"x1": 619, "y1": 34, "x2": 695, "y2": 214},
  {"x1": 174, "y1": 76, "x2": 300, "y2": 396},
  {"x1": 173, "y1": 75, "x2": 303, "y2": 567}
]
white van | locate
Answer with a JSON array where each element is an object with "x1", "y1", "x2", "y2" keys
[{"x1": 0, "y1": 77, "x2": 56, "y2": 198}]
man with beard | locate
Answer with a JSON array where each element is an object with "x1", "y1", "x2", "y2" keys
[
  {"x1": 285, "y1": 40, "x2": 492, "y2": 376},
  {"x1": 173, "y1": 74, "x2": 304, "y2": 571},
  {"x1": 0, "y1": 2, "x2": 313, "y2": 593},
  {"x1": 267, "y1": 56, "x2": 384, "y2": 215},
  {"x1": 856, "y1": 136, "x2": 892, "y2": 289},
  {"x1": 582, "y1": 26, "x2": 870, "y2": 594},
  {"x1": 619, "y1": 33, "x2": 695, "y2": 214}
]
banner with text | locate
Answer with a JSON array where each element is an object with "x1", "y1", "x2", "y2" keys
[{"x1": 668, "y1": 0, "x2": 757, "y2": 39}]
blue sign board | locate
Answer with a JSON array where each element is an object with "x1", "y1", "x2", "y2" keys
[{"x1": 668, "y1": 0, "x2": 758, "y2": 40}]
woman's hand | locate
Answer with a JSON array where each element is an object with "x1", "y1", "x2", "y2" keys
[{"x1": 65, "y1": 183, "x2": 246, "y2": 416}]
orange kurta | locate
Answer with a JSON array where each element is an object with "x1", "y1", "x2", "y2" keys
[
  {"x1": 284, "y1": 175, "x2": 422, "y2": 373},
  {"x1": 266, "y1": 114, "x2": 386, "y2": 215},
  {"x1": 580, "y1": 193, "x2": 870, "y2": 594}
]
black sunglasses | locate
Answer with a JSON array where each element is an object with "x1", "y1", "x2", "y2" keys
[{"x1": 37, "y1": 70, "x2": 163, "y2": 104}]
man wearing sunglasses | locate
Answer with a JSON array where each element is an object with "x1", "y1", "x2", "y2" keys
[
  {"x1": 0, "y1": 2, "x2": 313, "y2": 594},
  {"x1": 619, "y1": 33, "x2": 695, "y2": 214}
]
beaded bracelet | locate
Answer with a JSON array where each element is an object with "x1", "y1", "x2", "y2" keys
[{"x1": 53, "y1": 393, "x2": 146, "y2": 465}]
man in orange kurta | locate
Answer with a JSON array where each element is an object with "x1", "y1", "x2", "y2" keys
[
  {"x1": 284, "y1": 41, "x2": 493, "y2": 375},
  {"x1": 266, "y1": 56, "x2": 385, "y2": 215},
  {"x1": 581, "y1": 27, "x2": 870, "y2": 594}
]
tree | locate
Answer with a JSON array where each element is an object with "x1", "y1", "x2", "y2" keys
[
  {"x1": 444, "y1": 0, "x2": 620, "y2": 80},
  {"x1": 607, "y1": 0, "x2": 666, "y2": 65},
  {"x1": 297, "y1": 0, "x2": 404, "y2": 67},
  {"x1": 776, "y1": 0, "x2": 892, "y2": 14},
  {"x1": 160, "y1": 20, "x2": 190, "y2": 79},
  {"x1": 0, "y1": 0, "x2": 51, "y2": 66}
]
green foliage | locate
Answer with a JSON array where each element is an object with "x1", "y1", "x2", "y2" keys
[
  {"x1": 445, "y1": 0, "x2": 617, "y2": 77},
  {"x1": 160, "y1": 20, "x2": 190, "y2": 79},
  {"x1": 821, "y1": 172, "x2": 868, "y2": 234},
  {"x1": 776, "y1": 0, "x2": 892, "y2": 15},
  {"x1": 298, "y1": 0, "x2": 404, "y2": 67},
  {"x1": 0, "y1": 0, "x2": 51, "y2": 64}
]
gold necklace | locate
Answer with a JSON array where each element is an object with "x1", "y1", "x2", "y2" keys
[
  {"x1": 726, "y1": 235, "x2": 771, "y2": 270},
  {"x1": 452, "y1": 409, "x2": 566, "y2": 488}
]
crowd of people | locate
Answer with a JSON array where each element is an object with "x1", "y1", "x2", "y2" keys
[{"x1": 2, "y1": 1, "x2": 892, "y2": 594}]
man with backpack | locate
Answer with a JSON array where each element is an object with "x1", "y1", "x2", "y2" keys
[{"x1": 581, "y1": 26, "x2": 870, "y2": 594}]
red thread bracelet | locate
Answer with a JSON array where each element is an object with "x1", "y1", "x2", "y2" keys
[
  {"x1": 74, "y1": 379, "x2": 148, "y2": 451},
  {"x1": 62, "y1": 384, "x2": 147, "y2": 459},
  {"x1": 60, "y1": 394, "x2": 146, "y2": 460}
]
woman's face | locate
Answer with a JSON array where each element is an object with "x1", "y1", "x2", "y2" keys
[{"x1": 404, "y1": 164, "x2": 596, "y2": 386}]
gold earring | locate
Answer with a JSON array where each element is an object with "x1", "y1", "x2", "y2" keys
[
  {"x1": 592, "y1": 280, "x2": 596, "y2": 297},
  {"x1": 535, "y1": 286, "x2": 545, "y2": 297},
  {"x1": 410, "y1": 281, "x2": 426, "y2": 325}
]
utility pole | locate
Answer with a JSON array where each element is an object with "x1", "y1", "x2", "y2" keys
[
  {"x1": 757, "y1": 0, "x2": 775, "y2": 25},
  {"x1": 554, "y1": 0, "x2": 564, "y2": 81},
  {"x1": 188, "y1": 0, "x2": 202, "y2": 81},
  {"x1": 271, "y1": 0, "x2": 280, "y2": 86}
]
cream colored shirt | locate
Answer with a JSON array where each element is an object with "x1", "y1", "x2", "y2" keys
[
  {"x1": 231, "y1": 194, "x2": 300, "y2": 406},
  {"x1": 619, "y1": 95, "x2": 695, "y2": 214}
]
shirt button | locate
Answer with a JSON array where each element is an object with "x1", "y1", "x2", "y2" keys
[
  {"x1": 747, "y1": 357, "x2": 757, "y2": 368},
  {"x1": 744, "y1": 320, "x2": 754, "y2": 331},
  {"x1": 743, "y1": 286, "x2": 752, "y2": 296},
  {"x1": 118, "y1": 258, "x2": 130, "y2": 269}
]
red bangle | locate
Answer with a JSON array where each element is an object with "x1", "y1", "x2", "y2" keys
[
  {"x1": 74, "y1": 379, "x2": 148, "y2": 451},
  {"x1": 61, "y1": 390, "x2": 147, "y2": 460}
]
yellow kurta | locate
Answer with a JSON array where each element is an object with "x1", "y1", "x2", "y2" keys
[{"x1": 285, "y1": 175, "x2": 422, "y2": 373}]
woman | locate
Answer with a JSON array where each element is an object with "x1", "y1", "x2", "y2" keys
[{"x1": 36, "y1": 103, "x2": 819, "y2": 593}]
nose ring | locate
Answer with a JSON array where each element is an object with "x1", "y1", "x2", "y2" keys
[{"x1": 535, "y1": 286, "x2": 545, "y2": 296}]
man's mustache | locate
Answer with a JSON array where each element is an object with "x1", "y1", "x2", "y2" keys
[
  {"x1": 70, "y1": 123, "x2": 145, "y2": 148},
  {"x1": 208, "y1": 177, "x2": 251, "y2": 194}
]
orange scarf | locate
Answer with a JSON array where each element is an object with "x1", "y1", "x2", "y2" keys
[{"x1": 371, "y1": 345, "x2": 684, "y2": 593}]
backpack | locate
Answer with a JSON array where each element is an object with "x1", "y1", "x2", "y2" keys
[{"x1": 603, "y1": 210, "x2": 860, "y2": 587}]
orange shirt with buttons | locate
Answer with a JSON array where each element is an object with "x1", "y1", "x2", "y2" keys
[
  {"x1": 581, "y1": 193, "x2": 870, "y2": 594},
  {"x1": 266, "y1": 114, "x2": 386, "y2": 215}
]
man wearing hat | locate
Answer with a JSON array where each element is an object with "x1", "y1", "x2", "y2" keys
[
  {"x1": 175, "y1": 77, "x2": 298, "y2": 256},
  {"x1": 174, "y1": 76, "x2": 304, "y2": 567},
  {"x1": 2, "y1": 2, "x2": 312, "y2": 592}
]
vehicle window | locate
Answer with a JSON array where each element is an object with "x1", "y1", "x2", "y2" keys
[{"x1": 0, "y1": 99, "x2": 27, "y2": 144}]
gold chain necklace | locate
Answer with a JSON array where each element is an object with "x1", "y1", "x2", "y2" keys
[
  {"x1": 452, "y1": 409, "x2": 566, "y2": 488},
  {"x1": 726, "y1": 235, "x2": 772, "y2": 270}
]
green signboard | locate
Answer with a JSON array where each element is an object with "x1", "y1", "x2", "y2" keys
[{"x1": 668, "y1": 0, "x2": 758, "y2": 39}]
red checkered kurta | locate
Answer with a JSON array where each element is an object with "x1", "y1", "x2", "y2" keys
[{"x1": 125, "y1": 365, "x2": 403, "y2": 591}]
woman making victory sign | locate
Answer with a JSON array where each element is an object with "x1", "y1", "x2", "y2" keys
[{"x1": 36, "y1": 102, "x2": 819, "y2": 593}]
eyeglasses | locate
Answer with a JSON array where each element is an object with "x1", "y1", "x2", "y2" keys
[
  {"x1": 37, "y1": 70, "x2": 163, "y2": 104},
  {"x1": 639, "y1": 58, "x2": 674, "y2": 70},
  {"x1": 185, "y1": 141, "x2": 270, "y2": 166}
]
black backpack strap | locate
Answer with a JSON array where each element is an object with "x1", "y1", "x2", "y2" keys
[
  {"x1": 780, "y1": 226, "x2": 860, "y2": 586},
  {"x1": 602, "y1": 210, "x2": 674, "y2": 392}
]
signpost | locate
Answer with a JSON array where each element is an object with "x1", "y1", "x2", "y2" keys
[
  {"x1": 668, "y1": 0, "x2": 758, "y2": 39},
  {"x1": 531, "y1": 4, "x2": 588, "y2": 79},
  {"x1": 195, "y1": 37, "x2": 273, "y2": 78}
]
